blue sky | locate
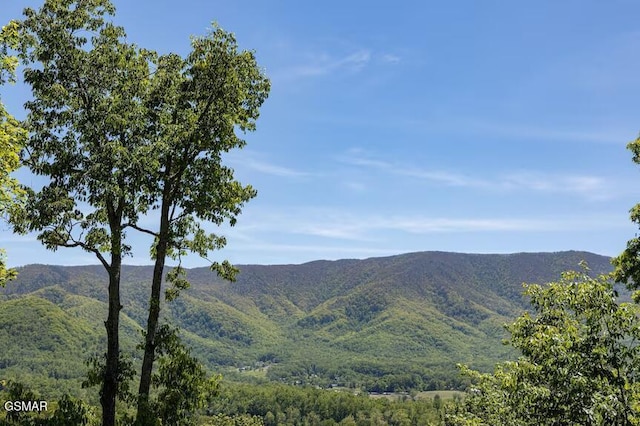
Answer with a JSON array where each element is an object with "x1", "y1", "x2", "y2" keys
[{"x1": 2, "y1": 1, "x2": 640, "y2": 267}]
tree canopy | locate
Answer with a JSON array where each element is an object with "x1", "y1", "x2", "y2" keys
[
  {"x1": 614, "y1": 135, "x2": 640, "y2": 289},
  {"x1": 0, "y1": 21, "x2": 26, "y2": 286},
  {"x1": 4, "y1": 0, "x2": 269, "y2": 424},
  {"x1": 447, "y1": 266, "x2": 640, "y2": 426},
  {"x1": 131, "y1": 24, "x2": 269, "y2": 424},
  {"x1": 8, "y1": 0, "x2": 154, "y2": 422}
]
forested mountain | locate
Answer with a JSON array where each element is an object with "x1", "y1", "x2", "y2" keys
[{"x1": 0, "y1": 251, "x2": 612, "y2": 396}]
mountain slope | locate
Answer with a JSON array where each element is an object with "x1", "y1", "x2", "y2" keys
[{"x1": 0, "y1": 250, "x2": 613, "y2": 392}]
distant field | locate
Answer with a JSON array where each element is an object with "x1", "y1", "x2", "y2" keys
[
  {"x1": 417, "y1": 390, "x2": 464, "y2": 400},
  {"x1": 369, "y1": 390, "x2": 464, "y2": 401}
]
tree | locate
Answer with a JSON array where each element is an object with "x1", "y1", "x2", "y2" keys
[
  {"x1": 132, "y1": 26, "x2": 269, "y2": 424},
  {"x1": 5, "y1": 2, "x2": 269, "y2": 425},
  {"x1": 0, "y1": 381, "x2": 95, "y2": 425},
  {"x1": 446, "y1": 266, "x2": 640, "y2": 426},
  {"x1": 614, "y1": 135, "x2": 640, "y2": 289},
  {"x1": 0, "y1": 21, "x2": 26, "y2": 286},
  {"x1": 150, "y1": 326, "x2": 221, "y2": 426},
  {"x1": 204, "y1": 414, "x2": 265, "y2": 426},
  {"x1": 7, "y1": 1, "x2": 155, "y2": 424}
]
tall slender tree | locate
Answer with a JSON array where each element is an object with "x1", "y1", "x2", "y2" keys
[
  {"x1": 131, "y1": 27, "x2": 269, "y2": 424},
  {"x1": 6, "y1": 2, "x2": 269, "y2": 424},
  {"x1": 7, "y1": 1, "x2": 154, "y2": 424}
]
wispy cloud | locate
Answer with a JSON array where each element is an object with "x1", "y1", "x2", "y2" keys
[
  {"x1": 294, "y1": 113, "x2": 634, "y2": 147},
  {"x1": 297, "y1": 216, "x2": 542, "y2": 239},
  {"x1": 380, "y1": 53, "x2": 401, "y2": 63},
  {"x1": 348, "y1": 157, "x2": 484, "y2": 187},
  {"x1": 340, "y1": 150, "x2": 617, "y2": 200},
  {"x1": 225, "y1": 151, "x2": 311, "y2": 178},
  {"x1": 241, "y1": 158, "x2": 310, "y2": 177},
  {"x1": 0, "y1": 233, "x2": 37, "y2": 244},
  {"x1": 223, "y1": 241, "x2": 406, "y2": 264},
  {"x1": 284, "y1": 49, "x2": 372, "y2": 79},
  {"x1": 267, "y1": 34, "x2": 403, "y2": 84},
  {"x1": 458, "y1": 119, "x2": 634, "y2": 146},
  {"x1": 377, "y1": 214, "x2": 627, "y2": 234},
  {"x1": 502, "y1": 172, "x2": 608, "y2": 198},
  {"x1": 214, "y1": 210, "x2": 633, "y2": 265},
  {"x1": 342, "y1": 181, "x2": 367, "y2": 192},
  {"x1": 225, "y1": 208, "x2": 629, "y2": 243}
]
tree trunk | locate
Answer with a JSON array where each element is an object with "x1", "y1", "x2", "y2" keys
[
  {"x1": 136, "y1": 197, "x2": 170, "y2": 422},
  {"x1": 101, "y1": 253, "x2": 121, "y2": 426},
  {"x1": 101, "y1": 205, "x2": 123, "y2": 426}
]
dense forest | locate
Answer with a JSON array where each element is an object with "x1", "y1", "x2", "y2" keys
[
  {"x1": 0, "y1": 251, "x2": 617, "y2": 425},
  {"x1": 0, "y1": 251, "x2": 614, "y2": 395},
  {"x1": 1, "y1": 378, "x2": 454, "y2": 425}
]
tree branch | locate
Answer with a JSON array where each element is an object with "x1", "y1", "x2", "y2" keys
[
  {"x1": 124, "y1": 222, "x2": 159, "y2": 238},
  {"x1": 51, "y1": 228, "x2": 110, "y2": 270}
]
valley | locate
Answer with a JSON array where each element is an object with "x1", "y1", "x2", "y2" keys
[{"x1": 0, "y1": 250, "x2": 613, "y2": 399}]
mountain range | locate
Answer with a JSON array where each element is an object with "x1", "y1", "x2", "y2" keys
[{"x1": 0, "y1": 250, "x2": 614, "y2": 399}]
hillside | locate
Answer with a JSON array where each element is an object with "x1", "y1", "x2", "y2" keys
[{"x1": 0, "y1": 250, "x2": 613, "y2": 395}]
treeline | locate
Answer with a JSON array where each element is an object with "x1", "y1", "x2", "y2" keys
[
  {"x1": 261, "y1": 359, "x2": 463, "y2": 393},
  {"x1": 207, "y1": 381, "x2": 451, "y2": 426},
  {"x1": 0, "y1": 379, "x2": 455, "y2": 425}
]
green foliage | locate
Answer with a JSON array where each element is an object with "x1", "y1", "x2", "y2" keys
[
  {"x1": 9, "y1": 0, "x2": 154, "y2": 253},
  {"x1": 131, "y1": 22, "x2": 269, "y2": 423},
  {"x1": 78, "y1": 326, "x2": 221, "y2": 426},
  {"x1": 614, "y1": 135, "x2": 640, "y2": 289},
  {"x1": 0, "y1": 252, "x2": 615, "y2": 398},
  {"x1": 202, "y1": 414, "x2": 264, "y2": 426},
  {"x1": 5, "y1": 2, "x2": 269, "y2": 424},
  {"x1": 0, "y1": 381, "x2": 96, "y2": 426},
  {"x1": 0, "y1": 381, "x2": 45, "y2": 425},
  {"x1": 137, "y1": 23, "x2": 269, "y2": 268},
  {"x1": 0, "y1": 296, "x2": 103, "y2": 400},
  {"x1": 149, "y1": 326, "x2": 221, "y2": 426},
  {"x1": 83, "y1": 351, "x2": 138, "y2": 406},
  {"x1": 46, "y1": 395, "x2": 95, "y2": 426},
  {"x1": 5, "y1": 1, "x2": 159, "y2": 423},
  {"x1": 0, "y1": 21, "x2": 26, "y2": 287},
  {"x1": 447, "y1": 266, "x2": 640, "y2": 426},
  {"x1": 207, "y1": 381, "x2": 445, "y2": 425}
]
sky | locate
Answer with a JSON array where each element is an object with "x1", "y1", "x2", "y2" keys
[{"x1": 2, "y1": 1, "x2": 640, "y2": 267}]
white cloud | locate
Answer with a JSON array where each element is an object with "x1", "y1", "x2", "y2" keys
[
  {"x1": 459, "y1": 119, "x2": 633, "y2": 145},
  {"x1": 224, "y1": 242, "x2": 404, "y2": 263},
  {"x1": 343, "y1": 181, "x2": 367, "y2": 192},
  {"x1": 380, "y1": 53, "x2": 401, "y2": 63},
  {"x1": 224, "y1": 207, "x2": 629, "y2": 244},
  {"x1": 400, "y1": 168, "x2": 487, "y2": 188},
  {"x1": 241, "y1": 158, "x2": 310, "y2": 177},
  {"x1": 375, "y1": 215, "x2": 626, "y2": 234},
  {"x1": 503, "y1": 172, "x2": 609, "y2": 199},
  {"x1": 340, "y1": 50, "x2": 371, "y2": 70},
  {"x1": 225, "y1": 151, "x2": 311, "y2": 178},
  {"x1": 340, "y1": 150, "x2": 617, "y2": 200},
  {"x1": 276, "y1": 49, "x2": 372, "y2": 80},
  {"x1": 0, "y1": 233, "x2": 37, "y2": 243}
]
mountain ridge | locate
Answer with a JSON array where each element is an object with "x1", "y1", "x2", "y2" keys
[{"x1": 0, "y1": 250, "x2": 614, "y2": 395}]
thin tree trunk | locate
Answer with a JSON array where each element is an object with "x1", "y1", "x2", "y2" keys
[
  {"x1": 101, "y1": 253, "x2": 122, "y2": 426},
  {"x1": 101, "y1": 202, "x2": 124, "y2": 426},
  {"x1": 136, "y1": 197, "x2": 170, "y2": 422}
]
